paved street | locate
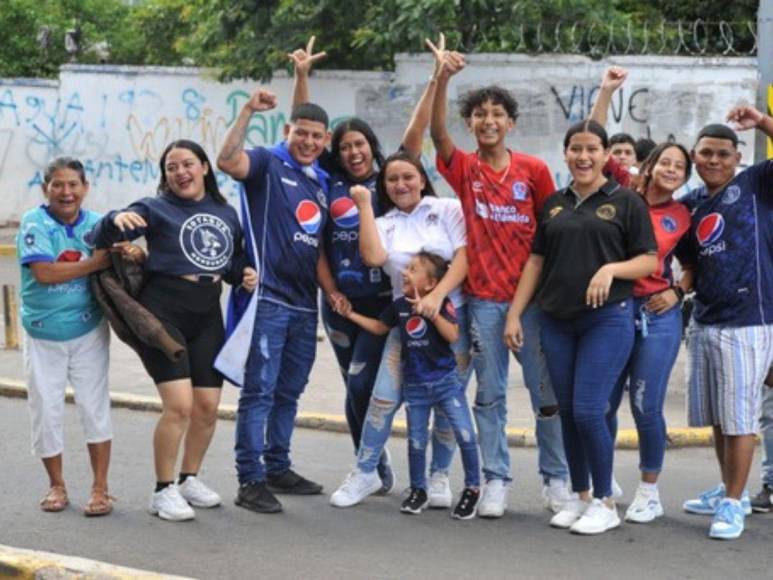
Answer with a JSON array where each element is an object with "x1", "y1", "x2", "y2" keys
[{"x1": 1, "y1": 398, "x2": 771, "y2": 579}]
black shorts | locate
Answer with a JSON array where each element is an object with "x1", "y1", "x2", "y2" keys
[{"x1": 137, "y1": 275, "x2": 225, "y2": 387}]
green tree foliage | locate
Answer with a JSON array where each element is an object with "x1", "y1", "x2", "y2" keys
[
  {"x1": 0, "y1": 0, "x2": 759, "y2": 80},
  {"x1": 0, "y1": 0, "x2": 137, "y2": 77}
]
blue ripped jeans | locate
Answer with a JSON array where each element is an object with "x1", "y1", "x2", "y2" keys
[
  {"x1": 405, "y1": 373, "x2": 480, "y2": 489},
  {"x1": 608, "y1": 297, "x2": 682, "y2": 474},
  {"x1": 235, "y1": 300, "x2": 317, "y2": 484},
  {"x1": 356, "y1": 304, "x2": 472, "y2": 474},
  {"x1": 321, "y1": 295, "x2": 390, "y2": 455},
  {"x1": 469, "y1": 299, "x2": 568, "y2": 483}
]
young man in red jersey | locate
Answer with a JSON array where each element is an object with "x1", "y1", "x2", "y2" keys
[{"x1": 429, "y1": 42, "x2": 569, "y2": 518}]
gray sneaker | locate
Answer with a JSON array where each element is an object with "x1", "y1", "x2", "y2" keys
[{"x1": 750, "y1": 484, "x2": 773, "y2": 513}]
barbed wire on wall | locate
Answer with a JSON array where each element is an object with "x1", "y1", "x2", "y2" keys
[{"x1": 506, "y1": 20, "x2": 756, "y2": 57}]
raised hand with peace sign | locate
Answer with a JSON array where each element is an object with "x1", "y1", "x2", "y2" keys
[
  {"x1": 288, "y1": 35, "x2": 328, "y2": 77},
  {"x1": 426, "y1": 33, "x2": 465, "y2": 80}
]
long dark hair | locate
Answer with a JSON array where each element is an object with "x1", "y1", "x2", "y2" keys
[
  {"x1": 330, "y1": 117, "x2": 385, "y2": 179},
  {"x1": 158, "y1": 139, "x2": 226, "y2": 204},
  {"x1": 639, "y1": 142, "x2": 692, "y2": 194},
  {"x1": 376, "y1": 151, "x2": 436, "y2": 212}
]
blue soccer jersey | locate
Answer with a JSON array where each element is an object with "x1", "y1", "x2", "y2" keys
[
  {"x1": 379, "y1": 296, "x2": 458, "y2": 385},
  {"x1": 17, "y1": 206, "x2": 103, "y2": 341},
  {"x1": 243, "y1": 143, "x2": 329, "y2": 312},
  {"x1": 684, "y1": 160, "x2": 773, "y2": 326},
  {"x1": 324, "y1": 174, "x2": 390, "y2": 299}
]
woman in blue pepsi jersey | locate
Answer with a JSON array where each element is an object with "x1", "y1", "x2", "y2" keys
[{"x1": 289, "y1": 36, "x2": 446, "y2": 493}]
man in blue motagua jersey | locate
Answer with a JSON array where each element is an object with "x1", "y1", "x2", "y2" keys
[
  {"x1": 217, "y1": 88, "x2": 331, "y2": 514},
  {"x1": 679, "y1": 105, "x2": 773, "y2": 540}
]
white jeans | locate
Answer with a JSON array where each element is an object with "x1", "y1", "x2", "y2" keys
[{"x1": 24, "y1": 321, "x2": 112, "y2": 457}]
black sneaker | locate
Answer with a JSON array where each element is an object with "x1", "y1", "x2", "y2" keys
[
  {"x1": 452, "y1": 487, "x2": 480, "y2": 520},
  {"x1": 235, "y1": 481, "x2": 283, "y2": 513},
  {"x1": 400, "y1": 488, "x2": 429, "y2": 515},
  {"x1": 266, "y1": 469, "x2": 323, "y2": 495},
  {"x1": 750, "y1": 484, "x2": 773, "y2": 513}
]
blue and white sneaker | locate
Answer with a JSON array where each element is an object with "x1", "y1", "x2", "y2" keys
[
  {"x1": 740, "y1": 490, "x2": 753, "y2": 515},
  {"x1": 683, "y1": 484, "x2": 725, "y2": 514},
  {"x1": 709, "y1": 498, "x2": 745, "y2": 540},
  {"x1": 683, "y1": 484, "x2": 752, "y2": 515},
  {"x1": 376, "y1": 448, "x2": 395, "y2": 495}
]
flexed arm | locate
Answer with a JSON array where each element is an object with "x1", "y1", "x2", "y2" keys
[
  {"x1": 288, "y1": 36, "x2": 327, "y2": 110},
  {"x1": 589, "y1": 66, "x2": 628, "y2": 127},
  {"x1": 351, "y1": 185, "x2": 388, "y2": 267},
  {"x1": 217, "y1": 89, "x2": 278, "y2": 180},
  {"x1": 428, "y1": 37, "x2": 466, "y2": 165},
  {"x1": 726, "y1": 104, "x2": 773, "y2": 139}
]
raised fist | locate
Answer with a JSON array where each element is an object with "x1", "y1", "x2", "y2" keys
[
  {"x1": 349, "y1": 185, "x2": 372, "y2": 208},
  {"x1": 247, "y1": 89, "x2": 277, "y2": 113}
]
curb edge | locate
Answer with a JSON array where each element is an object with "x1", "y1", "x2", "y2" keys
[{"x1": 0, "y1": 379, "x2": 714, "y2": 448}]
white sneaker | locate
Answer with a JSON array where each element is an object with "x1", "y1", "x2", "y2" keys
[
  {"x1": 570, "y1": 498, "x2": 621, "y2": 535},
  {"x1": 428, "y1": 472, "x2": 453, "y2": 509},
  {"x1": 179, "y1": 476, "x2": 221, "y2": 508},
  {"x1": 330, "y1": 469, "x2": 382, "y2": 508},
  {"x1": 478, "y1": 479, "x2": 510, "y2": 518},
  {"x1": 612, "y1": 477, "x2": 624, "y2": 499},
  {"x1": 542, "y1": 478, "x2": 572, "y2": 513},
  {"x1": 149, "y1": 485, "x2": 195, "y2": 521},
  {"x1": 550, "y1": 497, "x2": 589, "y2": 528},
  {"x1": 625, "y1": 485, "x2": 664, "y2": 523}
]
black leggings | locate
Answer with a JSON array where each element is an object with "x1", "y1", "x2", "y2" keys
[{"x1": 137, "y1": 275, "x2": 225, "y2": 387}]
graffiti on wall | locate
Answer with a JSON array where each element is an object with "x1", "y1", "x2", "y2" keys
[{"x1": 0, "y1": 59, "x2": 757, "y2": 221}]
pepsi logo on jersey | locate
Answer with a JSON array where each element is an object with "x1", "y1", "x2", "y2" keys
[
  {"x1": 696, "y1": 213, "x2": 726, "y2": 257},
  {"x1": 405, "y1": 316, "x2": 427, "y2": 339},
  {"x1": 294, "y1": 200, "x2": 322, "y2": 247}
]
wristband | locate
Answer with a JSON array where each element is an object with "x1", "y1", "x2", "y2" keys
[{"x1": 671, "y1": 285, "x2": 685, "y2": 300}]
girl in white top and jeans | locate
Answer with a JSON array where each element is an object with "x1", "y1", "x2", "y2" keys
[{"x1": 330, "y1": 151, "x2": 472, "y2": 509}]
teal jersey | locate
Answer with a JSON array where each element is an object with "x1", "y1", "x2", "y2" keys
[{"x1": 17, "y1": 206, "x2": 103, "y2": 341}]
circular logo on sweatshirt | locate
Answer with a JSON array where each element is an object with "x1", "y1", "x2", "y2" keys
[{"x1": 179, "y1": 213, "x2": 233, "y2": 270}]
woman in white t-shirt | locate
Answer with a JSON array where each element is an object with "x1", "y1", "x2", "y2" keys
[{"x1": 330, "y1": 151, "x2": 472, "y2": 509}]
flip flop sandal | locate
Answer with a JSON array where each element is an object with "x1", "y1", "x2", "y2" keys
[
  {"x1": 84, "y1": 488, "x2": 115, "y2": 517},
  {"x1": 40, "y1": 485, "x2": 69, "y2": 512}
]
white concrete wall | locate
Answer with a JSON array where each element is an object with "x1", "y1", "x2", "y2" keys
[{"x1": 0, "y1": 55, "x2": 757, "y2": 222}]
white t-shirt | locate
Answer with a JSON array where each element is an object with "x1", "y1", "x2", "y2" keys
[{"x1": 376, "y1": 196, "x2": 467, "y2": 307}]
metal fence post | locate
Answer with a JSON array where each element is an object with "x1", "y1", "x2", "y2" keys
[{"x1": 3, "y1": 285, "x2": 19, "y2": 349}]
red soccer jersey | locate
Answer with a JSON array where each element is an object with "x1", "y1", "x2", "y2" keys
[
  {"x1": 603, "y1": 156, "x2": 631, "y2": 188},
  {"x1": 634, "y1": 199, "x2": 691, "y2": 297},
  {"x1": 437, "y1": 148, "x2": 555, "y2": 301}
]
